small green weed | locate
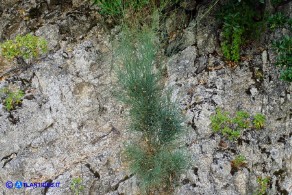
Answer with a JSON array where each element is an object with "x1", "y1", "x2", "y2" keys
[
  {"x1": 70, "y1": 177, "x2": 85, "y2": 195},
  {"x1": 211, "y1": 109, "x2": 241, "y2": 141},
  {"x1": 0, "y1": 88, "x2": 24, "y2": 111},
  {"x1": 231, "y1": 155, "x2": 246, "y2": 169},
  {"x1": 233, "y1": 111, "x2": 250, "y2": 129},
  {"x1": 210, "y1": 108, "x2": 231, "y2": 132},
  {"x1": 255, "y1": 177, "x2": 270, "y2": 195},
  {"x1": 222, "y1": 127, "x2": 240, "y2": 141},
  {"x1": 253, "y1": 113, "x2": 266, "y2": 129},
  {"x1": 0, "y1": 34, "x2": 47, "y2": 61},
  {"x1": 211, "y1": 109, "x2": 266, "y2": 141}
]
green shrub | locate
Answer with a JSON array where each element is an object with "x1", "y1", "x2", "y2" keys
[
  {"x1": 267, "y1": 11, "x2": 292, "y2": 82},
  {"x1": 0, "y1": 34, "x2": 47, "y2": 61},
  {"x1": 268, "y1": 12, "x2": 288, "y2": 30},
  {"x1": 0, "y1": 88, "x2": 24, "y2": 111},
  {"x1": 115, "y1": 27, "x2": 188, "y2": 193},
  {"x1": 218, "y1": 0, "x2": 265, "y2": 62},
  {"x1": 272, "y1": 35, "x2": 292, "y2": 81},
  {"x1": 211, "y1": 109, "x2": 266, "y2": 141},
  {"x1": 288, "y1": 18, "x2": 292, "y2": 30},
  {"x1": 70, "y1": 177, "x2": 85, "y2": 195},
  {"x1": 221, "y1": 13, "x2": 244, "y2": 62}
]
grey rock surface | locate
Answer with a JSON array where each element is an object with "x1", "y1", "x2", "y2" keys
[
  {"x1": 36, "y1": 24, "x2": 60, "y2": 51},
  {"x1": 0, "y1": 1, "x2": 291, "y2": 195}
]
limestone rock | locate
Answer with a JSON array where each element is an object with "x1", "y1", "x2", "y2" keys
[
  {"x1": 0, "y1": 1, "x2": 291, "y2": 195},
  {"x1": 36, "y1": 24, "x2": 60, "y2": 51}
]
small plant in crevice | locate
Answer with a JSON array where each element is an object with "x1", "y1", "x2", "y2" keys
[
  {"x1": 0, "y1": 87, "x2": 25, "y2": 111},
  {"x1": 254, "y1": 176, "x2": 270, "y2": 195},
  {"x1": 0, "y1": 34, "x2": 48, "y2": 62},
  {"x1": 231, "y1": 155, "x2": 247, "y2": 171},
  {"x1": 218, "y1": 0, "x2": 266, "y2": 62},
  {"x1": 210, "y1": 108, "x2": 266, "y2": 141},
  {"x1": 211, "y1": 109, "x2": 246, "y2": 141},
  {"x1": 70, "y1": 177, "x2": 85, "y2": 195},
  {"x1": 253, "y1": 113, "x2": 266, "y2": 129},
  {"x1": 115, "y1": 26, "x2": 188, "y2": 194},
  {"x1": 254, "y1": 69, "x2": 264, "y2": 81},
  {"x1": 233, "y1": 111, "x2": 250, "y2": 129}
]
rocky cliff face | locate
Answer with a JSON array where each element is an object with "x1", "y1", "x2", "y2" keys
[{"x1": 0, "y1": 1, "x2": 291, "y2": 195}]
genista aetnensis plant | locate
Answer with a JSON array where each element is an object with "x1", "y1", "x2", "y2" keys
[{"x1": 114, "y1": 25, "x2": 189, "y2": 194}]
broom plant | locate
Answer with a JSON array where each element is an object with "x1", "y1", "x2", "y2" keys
[{"x1": 115, "y1": 26, "x2": 188, "y2": 193}]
